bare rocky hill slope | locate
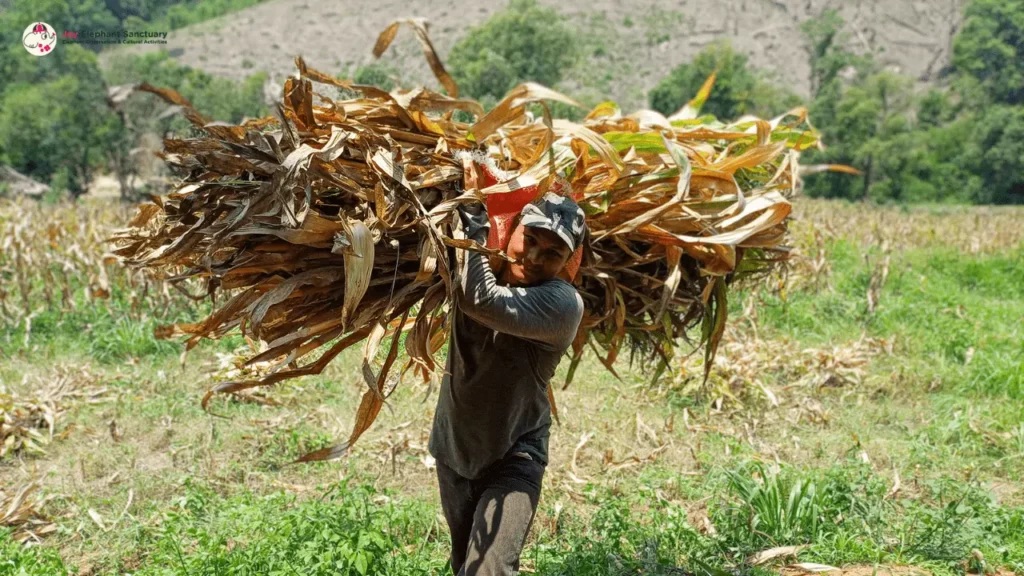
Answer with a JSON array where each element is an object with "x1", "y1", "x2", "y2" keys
[{"x1": 103, "y1": 0, "x2": 965, "y2": 112}]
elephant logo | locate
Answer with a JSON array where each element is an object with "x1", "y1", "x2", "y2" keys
[{"x1": 23, "y1": 22, "x2": 57, "y2": 56}]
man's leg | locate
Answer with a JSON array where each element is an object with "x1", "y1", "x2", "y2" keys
[
  {"x1": 460, "y1": 456, "x2": 544, "y2": 576},
  {"x1": 436, "y1": 460, "x2": 477, "y2": 574}
]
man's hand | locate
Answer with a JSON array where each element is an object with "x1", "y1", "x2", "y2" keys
[{"x1": 457, "y1": 200, "x2": 490, "y2": 240}]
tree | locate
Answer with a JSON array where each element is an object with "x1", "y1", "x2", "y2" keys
[
  {"x1": 0, "y1": 0, "x2": 125, "y2": 198},
  {"x1": 799, "y1": 2, "x2": 1024, "y2": 205},
  {"x1": 0, "y1": 0, "x2": 273, "y2": 201},
  {"x1": 800, "y1": 9, "x2": 869, "y2": 96},
  {"x1": 803, "y1": 76, "x2": 883, "y2": 201},
  {"x1": 917, "y1": 89, "x2": 955, "y2": 128},
  {"x1": 649, "y1": 42, "x2": 801, "y2": 121},
  {"x1": 960, "y1": 106, "x2": 1024, "y2": 203},
  {"x1": 798, "y1": 10, "x2": 919, "y2": 201},
  {"x1": 952, "y1": 0, "x2": 1024, "y2": 105},
  {"x1": 803, "y1": 63, "x2": 918, "y2": 201},
  {"x1": 0, "y1": 45, "x2": 116, "y2": 198},
  {"x1": 447, "y1": 0, "x2": 578, "y2": 102},
  {"x1": 650, "y1": 42, "x2": 754, "y2": 120}
]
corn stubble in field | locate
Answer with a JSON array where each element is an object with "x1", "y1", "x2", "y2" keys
[
  {"x1": 0, "y1": 482, "x2": 57, "y2": 544},
  {"x1": 0, "y1": 366, "x2": 108, "y2": 545},
  {"x1": 678, "y1": 297, "x2": 895, "y2": 410},
  {"x1": 791, "y1": 201, "x2": 1024, "y2": 255},
  {"x1": 0, "y1": 364, "x2": 110, "y2": 458},
  {"x1": 0, "y1": 200, "x2": 200, "y2": 350},
  {"x1": 97, "y1": 20, "x2": 852, "y2": 461}
]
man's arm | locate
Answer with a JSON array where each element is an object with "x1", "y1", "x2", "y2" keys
[{"x1": 455, "y1": 203, "x2": 583, "y2": 350}]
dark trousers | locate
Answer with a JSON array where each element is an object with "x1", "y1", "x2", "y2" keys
[{"x1": 436, "y1": 454, "x2": 545, "y2": 576}]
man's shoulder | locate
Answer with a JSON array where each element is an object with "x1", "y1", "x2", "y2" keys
[
  {"x1": 542, "y1": 278, "x2": 583, "y2": 301},
  {"x1": 540, "y1": 278, "x2": 584, "y2": 319}
]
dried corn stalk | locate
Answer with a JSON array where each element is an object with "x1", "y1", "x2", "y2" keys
[
  {"x1": 0, "y1": 482, "x2": 57, "y2": 544},
  {"x1": 0, "y1": 365, "x2": 109, "y2": 459},
  {"x1": 0, "y1": 198, "x2": 196, "y2": 336},
  {"x1": 107, "y1": 21, "x2": 820, "y2": 461}
]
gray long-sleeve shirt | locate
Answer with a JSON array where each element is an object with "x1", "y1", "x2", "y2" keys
[{"x1": 428, "y1": 229, "x2": 585, "y2": 480}]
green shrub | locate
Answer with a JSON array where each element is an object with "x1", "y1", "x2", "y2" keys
[
  {"x1": 649, "y1": 42, "x2": 801, "y2": 121},
  {"x1": 353, "y1": 62, "x2": 400, "y2": 91},
  {"x1": 0, "y1": 47, "x2": 116, "y2": 197},
  {"x1": 448, "y1": 0, "x2": 578, "y2": 101},
  {"x1": 155, "y1": 0, "x2": 268, "y2": 31}
]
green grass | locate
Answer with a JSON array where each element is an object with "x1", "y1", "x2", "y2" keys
[
  {"x1": 133, "y1": 481, "x2": 445, "y2": 576},
  {"x1": 1, "y1": 280, "x2": 245, "y2": 363},
  {"x1": 0, "y1": 532, "x2": 69, "y2": 576},
  {"x1": 4, "y1": 206, "x2": 1024, "y2": 575},
  {"x1": 743, "y1": 240, "x2": 1024, "y2": 398},
  {"x1": 5, "y1": 463, "x2": 1022, "y2": 575}
]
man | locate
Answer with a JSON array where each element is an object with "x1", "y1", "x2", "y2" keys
[{"x1": 428, "y1": 191, "x2": 587, "y2": 575}]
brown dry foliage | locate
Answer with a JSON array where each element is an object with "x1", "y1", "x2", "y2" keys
[
  {"x1": 101, "y1": 24, "x2": 822, "y2": 460},
  {"x1": 0, "y1": 482, "x2": 57, "y2": 544},
  {"x1": 0, "y1": 199, "x2": 204, "y2": 346},
  {"x1": 0, "y1": 365, "x2": 109, "y2": 459}
]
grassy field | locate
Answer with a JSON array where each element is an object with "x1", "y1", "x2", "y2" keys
[{"x1": 2, "y1": 198, "x2": 1023, "y2": 576}]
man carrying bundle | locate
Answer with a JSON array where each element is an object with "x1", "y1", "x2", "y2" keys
[{"x1": 428, "y1": 192, "x2": 587, "y2": 575}]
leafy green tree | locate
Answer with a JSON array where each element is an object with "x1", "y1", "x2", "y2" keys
[
  {"x1": 0, "y1": 0, "x2": 122, "y2": 197},
  {"x1": 649, "y1": 42, "x2": 801, "y2": 120},
  {"x1": 803, "y1": 75, "x2": 882, "y2": 201},
  {"x1": 917, "y1": 89, "x2": 955, "y2": 128},
  {"x1": 862, "y1": 118, "x2": 946, "y2": 203},
  {"x1": 0, "y1": 0, "x2": 98, "y2": 93},
  {"x1": 960, "y1": 105, "x2": 1024, "y2": 203},
  {"x1": 799, "y1": 11, "x2": 924, "y2": 202},
  {"x1": 0, "y1": 0, "x2": 121, "y2": 69},
  {"x1": 448, "y1": 0, "x2": 578, "y2": 101},
  {"x1": 649, "y1": 42, "x2": 754, "y2": 120},
  {"x1": 0, "y1": 42, "x2": 117, "y2": 198},
  {"x1": 0, "y1": 85, "x2": 62, "y2": 180},
  {"x1": 0, "y1": 0, "x2": 276, "y2": 200},
  {"x1": 952, "y1": 0, "x2": 1024, "y2": 105},
  {"x1": 802, "y1": 57, "x2": 920, "y2": 200},
  {"x1": 54, "y1": 0, "x2": 268, "y2": 34}
]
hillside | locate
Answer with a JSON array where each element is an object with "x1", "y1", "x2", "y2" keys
[{"x1": 102, "y1": 0, "x2": 964, "y2": 111}]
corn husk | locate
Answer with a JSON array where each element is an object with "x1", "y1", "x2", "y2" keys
[{"x1": 107, "y1": 22, "x2": 820, "y2": 461}]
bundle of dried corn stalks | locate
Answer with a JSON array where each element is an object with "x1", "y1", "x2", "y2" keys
[{"x1": 107, "y1": 21, "x2": 820, "y2": 460}]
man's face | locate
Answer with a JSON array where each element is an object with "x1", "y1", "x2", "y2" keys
[{"x1": 501, "y1": 223, "x2": 572, "y2": 287}]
